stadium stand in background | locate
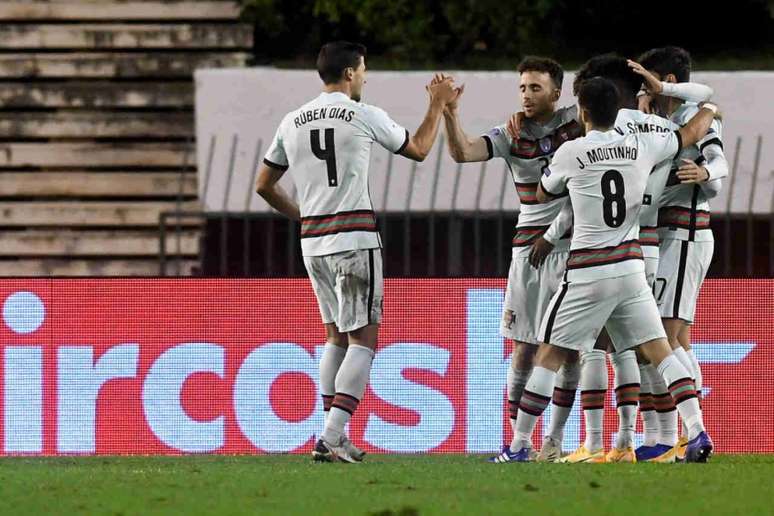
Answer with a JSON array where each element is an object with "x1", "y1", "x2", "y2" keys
[{"x1": 0, "y1": 0, "x2": 251, "y2": 275}]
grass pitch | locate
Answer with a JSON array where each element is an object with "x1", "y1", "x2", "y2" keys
[{"x1": 0, "y1": 454, "x2": 771, "y2": 515}]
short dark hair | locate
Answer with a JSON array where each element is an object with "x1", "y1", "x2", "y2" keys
[
  {"x1": 578, "y1": 77, "x2": 620, "y2": 128},
  {"x1": 517, "y1": 56, "x2": 564, "y2": 89},
  {"x1": 316, "y1": 41, "x2": 367, "y2": 85},
  {"x1": 573, "y1": 53, "x2": 642, "y2": 102},
  {"x1": 638, "y1": 46, "x2": 692, "y2": 83}
]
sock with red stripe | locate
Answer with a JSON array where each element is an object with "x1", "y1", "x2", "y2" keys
[
  {"x1": 322, "y1": 344, "x2": 374, "y2": 443},
  {"x1": 656, "y1": 354, "x2": 705, "y2": 440},
  {"x1": 638, "y1": 363, "x2": 660, "y2": 447},
  {"x1": 319, "y1": 342, "x2": 347, "y2": 424},
  {"x1": 507, "y1": 362, "x2": 533, "y2": 443},
  {"x1": 545, "y1": 360, "x2": 580, "y2": 443},
  {"x1": 580, "y1": 350, "x2": 607, "y2": 451},
  {"x1": 513, "y1": 366, "x2": 556, "y2": 450},
  {"x1": 648, "y1": 365, "x2": 677, "y2": 446},
  {"x1": 611, "y1": 350, "x2": 640, "y2": 449}
]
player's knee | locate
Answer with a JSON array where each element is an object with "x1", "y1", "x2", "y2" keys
[
  {"x1": 512, "y1": 341, "x2": 536, "y2": 369},
  {"x1": 534, "y1": 343, "x2": 565, "y2": 371},
  {"x1": 325, "y1": 323, "x2": 347, "y2": 348}
]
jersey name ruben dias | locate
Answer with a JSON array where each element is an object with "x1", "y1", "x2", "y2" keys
[
  {"x1": 483, "y1": 105, "x2": 582, "y2": 252},
  {"x1": 264, "y1": 91, "x2": 409, "y2": 257}
]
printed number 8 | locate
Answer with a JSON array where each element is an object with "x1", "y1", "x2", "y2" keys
[{"x1": 601, "y1": 169, "x2": 626, "y2": 227}]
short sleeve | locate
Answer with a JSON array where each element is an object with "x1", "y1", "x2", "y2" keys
[
  {"x1": 540, "y1": 145, "x2": 572, "y2": 196},
  {"x1": 641, "y1": 130, "x2": 681, "y2": 165},
  {"x1": 263, "y1": 124, "x2": 289, "y2": 171},
  {"x1": 481, "y1": 125, "x2": 510, "y2": 160},
  {"x1": 366, "y1": 105, "x2": 409, "y2": 154}
]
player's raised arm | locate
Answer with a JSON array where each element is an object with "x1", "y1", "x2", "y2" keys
[
  {"x1": 628, "y1": 59, "x2": 714, "y2": 103},
  {"x1": 437, "y1": 76, "x2": 492, "y2": 163},
  {"x1": 399, "y1": 77, "x2": 459, "y2": 162}
]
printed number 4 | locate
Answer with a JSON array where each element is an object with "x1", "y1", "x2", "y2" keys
[{"x1": 311, "y1": 128, "x2": 338, "y2": 187}]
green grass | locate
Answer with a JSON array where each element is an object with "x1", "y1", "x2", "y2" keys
[{"x1": 0, "y1": 454, "x2": 771, "y2": 515}]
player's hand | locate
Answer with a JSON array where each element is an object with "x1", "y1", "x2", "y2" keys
[
  {"x1": 427, "y1": 76, "x2": 458, "y2": 107},
  {"x1": 529, "y1": 237, "x2": 554, "y2": 268},
  {"x1": 627, "y1": 59, "x2": 663, "y2": 95},
  {"x1": 432, "y1": 73, "x2": 465, "y2": 113},
  {"x1": 638, "y1": 92, "x2": 653, "y2": 114},
  {"x1": 677, "y1": 158, "x2": 709, "y2": 183},
  {"x1": 506, "y1": 111, "x2": 526, "y2": 140}
]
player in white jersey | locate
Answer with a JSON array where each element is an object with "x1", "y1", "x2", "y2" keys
[
  {"x1": 507, "y1": 77, "x2": 717, "y2": 463},
  {"x1": 437, "y1": 57, "x2": 583, "y2": 462},
  {"x1": 256, "y1": 41, "x2": 459, "y2": 463},
  {"x1": 524, "y1": 54, "x2": 714, "y2": 463},
  {"x1": 638, "y1": 46, "x2": 729, "y2": 460}
]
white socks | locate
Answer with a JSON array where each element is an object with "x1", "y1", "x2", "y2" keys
[
  {"x1": 580, "y1": 350, "x2": 607, "y2": 451},
  {"x1": 507, "y1": 362, "x2": 533, "y2": 440},
  {"x1": 611, "y1": 350, "x2": 640, "y2": 449},
  {"x1": 545, "y1": 360, "x2": 580, "y2": 443},
  {"x1": 322, "y1": 344, "x2": 375, "y2": 443},
  {"x1": 647, "y1": 365, "x2": 677, "y2": 446},
  {"x1": 656, "y1": 354, "x2": 705, "y2": 440},
  {"x1": 639, "y1": 363, "x2": 660, "y2": 447},
  {"x1": 513, "y1": 367, "x2": 556, "y2": 450},
  {"x1": 319, "y1": 342, "x2": 347, "y2": 421}
]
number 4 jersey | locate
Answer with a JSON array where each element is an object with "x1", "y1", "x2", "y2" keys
[
  {"x1": 541, "y1": 127, "x2": 682, "y2": 281},
  {"x1": 264, "y1": 91, "x2": 409, "y2": 256}
]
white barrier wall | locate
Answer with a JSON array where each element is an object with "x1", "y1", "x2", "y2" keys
[{"x1": 195, "y1": 68, "x2": 773, "y2": 214}]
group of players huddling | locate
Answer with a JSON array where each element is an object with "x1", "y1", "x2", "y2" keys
[{"x1": 257, "y1": 41, "x2": 727, "y2": 464}]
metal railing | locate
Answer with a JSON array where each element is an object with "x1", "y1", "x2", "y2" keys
[{"x1": 160, "y1": 133, "x2": 773, "y2": 278}]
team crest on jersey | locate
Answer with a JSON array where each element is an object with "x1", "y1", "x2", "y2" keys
[
  {"x1": 539, "y1": 137, "x2": 553, "y2": 153},
  {"x1": 502, "y1": 310, "x2": 516, "y2": 330},
  {"x1": 487, "y1": 127, "x2": 502, "y2": 138}
]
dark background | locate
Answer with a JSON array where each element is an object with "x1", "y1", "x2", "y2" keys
[{"x1": 240, "y1": 0, "x2": 774, "y2": 69}]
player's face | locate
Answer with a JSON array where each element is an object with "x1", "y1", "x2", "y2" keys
[
  {"x1": 349, "y1": 57, "x2": 366, "y2": 102},
  {"x1": 519, "y1": 71, "x2": 560, "y2": 119}
]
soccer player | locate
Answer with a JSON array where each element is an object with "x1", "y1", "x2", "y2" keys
[
  {"x1": 525, "y1": 54, "x2": 714, "y2": 462},
  {"x1": 255, "y1": 41, "x2": 459, "y2": 462},
  {"x1": 438, "y1": 57, "x2": 584, "y2": 462},
  {"x1": 509, "y1": 76, "x2": 717, "y2": 463},
  {"x1": 638, "y1": 46, "x2": 728, "y2": 461}
]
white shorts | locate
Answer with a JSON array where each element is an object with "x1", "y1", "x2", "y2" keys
[
  {"x1": 538, "y1": 272, "x2": 667, "y2": 353},
  {"x1": 644, "y1": 256, "x2": 659, "y2": 289},
  {"x1": 654, "y1": 239, "x2": 713, "y2": 323},
  {"x1": 303, "y1": 248, "x2": 383, "y2": 333},
  {"x1": 501, "y1": 249, "x2": 568, "y2": 344}
]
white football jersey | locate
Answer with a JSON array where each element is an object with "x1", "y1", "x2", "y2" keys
[
  {"x1": 483, "y1": 105, "x2": 582, "y2": 253},
  {"x1": 264, "y1": 91, "x2": 408, "y2": 256},
  {"x1": 542, "y1": 127, "x2": 681, "y2": 281},
  {"x1": 614, "y1": 109, "x2": 682, "y2": 259},
  {"x1": 659, "y1": 102, "x2": 724, "y2": 243}
]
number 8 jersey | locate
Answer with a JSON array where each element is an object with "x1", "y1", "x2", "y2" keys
[
  {"x1": 264, "y1": 91, "x2": 409, "y2": 256},
  {"x1": 541, "y1": 127, "x2": 682, "y2": 282}
]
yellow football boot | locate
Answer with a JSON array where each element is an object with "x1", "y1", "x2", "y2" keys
[
  {"x1": 558, "y1": 445, "x2": 606, "y2": 463},
  {"x1": 675, "y1": 436, "x2": 689, "y2": 462},
  {"x1": 605, "y1": 446, "x2": 637, "y2": 463}
]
